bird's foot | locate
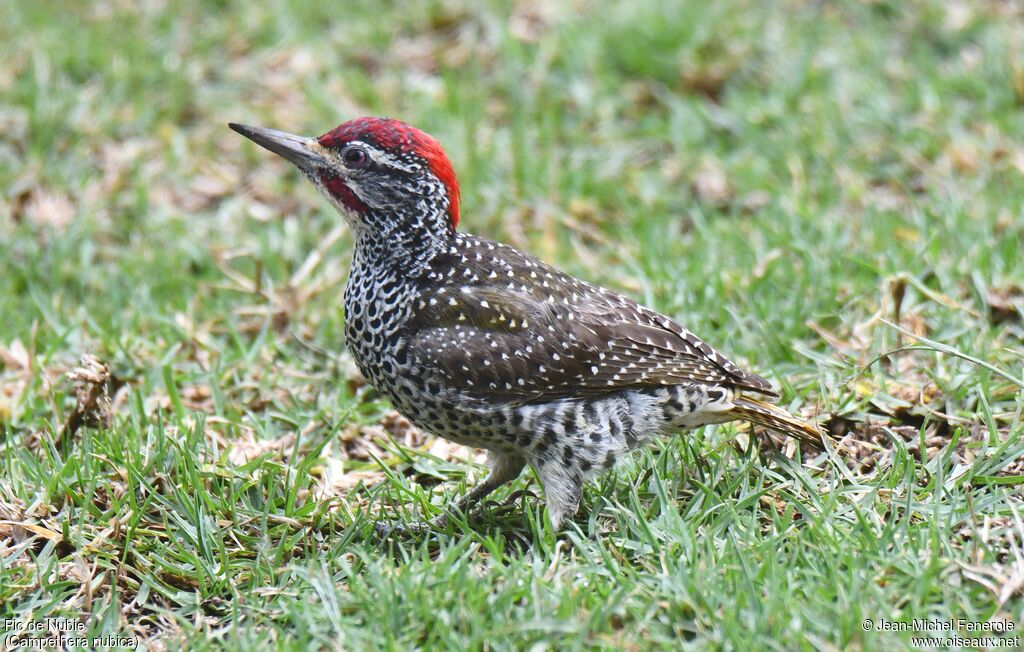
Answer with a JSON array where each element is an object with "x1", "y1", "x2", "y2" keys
[
  {"x1": 373, "y1": 512, "x2": 451, "y2": 539},
  {"x1": 373, "y1": 519, "x2": 430, "y2": 539}
]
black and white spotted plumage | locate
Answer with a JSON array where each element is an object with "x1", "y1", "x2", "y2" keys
[
  {"x1": 230, "y1": 117, "x2": 826, "y2": 530},
  {"x1": 409, "y1": 234, "x2": 774, "y2": 404}
]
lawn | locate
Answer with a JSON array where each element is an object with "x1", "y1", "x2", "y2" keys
[{"x1": 1, "y1": 0, "x2": 1023, "y2": 649}]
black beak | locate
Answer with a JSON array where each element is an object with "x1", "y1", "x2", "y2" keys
[{"x1": 229, "y1": 123, "x2": 327, "y2": 170}]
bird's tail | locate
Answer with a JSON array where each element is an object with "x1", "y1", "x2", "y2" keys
[{"x1": 730, "y1": 395, "x2": 829, "y2": 448}]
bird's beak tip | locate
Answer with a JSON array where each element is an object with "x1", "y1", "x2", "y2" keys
[{"x1": 228, "y1": 122, "x2": 325, "y2": 170}]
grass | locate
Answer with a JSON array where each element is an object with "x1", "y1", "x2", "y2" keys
[{"x1": 1, "y1": 0, "x2": 1023, "y2": 649}]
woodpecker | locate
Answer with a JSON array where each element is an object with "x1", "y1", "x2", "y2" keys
[{"x1": 229, "y1": 117, "x2": 826, "y2": 530}]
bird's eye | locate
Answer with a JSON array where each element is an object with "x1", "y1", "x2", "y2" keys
[{"x1": 343, "y1": 147, "x2": 369, "y2": 168}]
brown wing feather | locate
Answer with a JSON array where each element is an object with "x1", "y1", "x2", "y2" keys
[{"x1": 405, "y1": 235, "x2": 775, "y2": 404}]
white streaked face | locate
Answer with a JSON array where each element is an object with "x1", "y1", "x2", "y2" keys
[{"x1": 310, "y1": 139, "x2": 452, "y2": 239}]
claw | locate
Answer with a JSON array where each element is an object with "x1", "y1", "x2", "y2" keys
[
  {"x1": 373, "y1": 513, "x2": 450, "y2": 540},
  {"x1": 374, "y1": 520, "x2": 426, "y2": 539}
]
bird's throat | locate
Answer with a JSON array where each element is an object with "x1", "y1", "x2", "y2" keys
[{"x1": 350, "y1": 215, "x2": 451, "y2": 280}]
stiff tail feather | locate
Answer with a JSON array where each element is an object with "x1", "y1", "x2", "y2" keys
[{"x1": 729, "y1": 395, "x2": 830, "y2": 448}]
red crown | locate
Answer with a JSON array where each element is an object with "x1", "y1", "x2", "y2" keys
[{"x1": 319, "y1": 117, "x2": 460, "y2": 227}]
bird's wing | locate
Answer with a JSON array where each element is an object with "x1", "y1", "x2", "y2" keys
[{"x1": 404, "y1": 235, "x2": 775, "y2": 404}]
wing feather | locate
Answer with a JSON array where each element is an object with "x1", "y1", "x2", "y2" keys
[{"x1": 404, "y1": 235, "x2": 775, "y2": 404}]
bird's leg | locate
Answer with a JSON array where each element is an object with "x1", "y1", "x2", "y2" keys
[
  {"x1": 534, "y1": 461, "x2": 583, "y2": 530},
  {"x1": 431, "y1": 451, "x2": 525, "y2": 527},
  {"x1": 376, "y1": 451, "x2": 524, "y2": 538}
]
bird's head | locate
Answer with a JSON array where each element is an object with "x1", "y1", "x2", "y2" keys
[{"x1": 230, "y1": 117, "x2": 460, "y2": 243}]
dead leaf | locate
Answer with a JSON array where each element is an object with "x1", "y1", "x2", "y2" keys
[
  {"x1": 228, "y1": 431, "x2": 296, "y2": 465},
  {"x1": 509, "y1": 0, "x2": 560, "y2": 42},
  {"x1": 988, "y1": 284, "x2": 1023, "y2": 324},
  {"x1": 17, "y1": 188, "x2": 76, "y2": 229},
  {"x1": 313, "y1": 457, "x2": 384, "y2": 499},
  {"x1": 179, "y1": 384, "x2": 213, "y2": 411},
  {"x1": 944, "y1": 138, "x2": 980, "y2": 174},
  {"x1": 680, "y1": 59, "x2": 738, "y2": 101},
  {"x1": 0, "y1": 519, "x2": 63, "y2": 544},
  {"x1": 806, "y1": 319, "x2": 869, "y2": 356},
  {"x1": 380, "y1": 411, "x2": 426, "y2": 447},
  {"x1": 61, "y1": 353, "x2": 113, "y2": 443},
  {"x1": 691, "y1": 157, "x2": 733, "y2": 208},
  {"x1": 0, "y1": 340, "x2": 31, "y2": 371}
]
